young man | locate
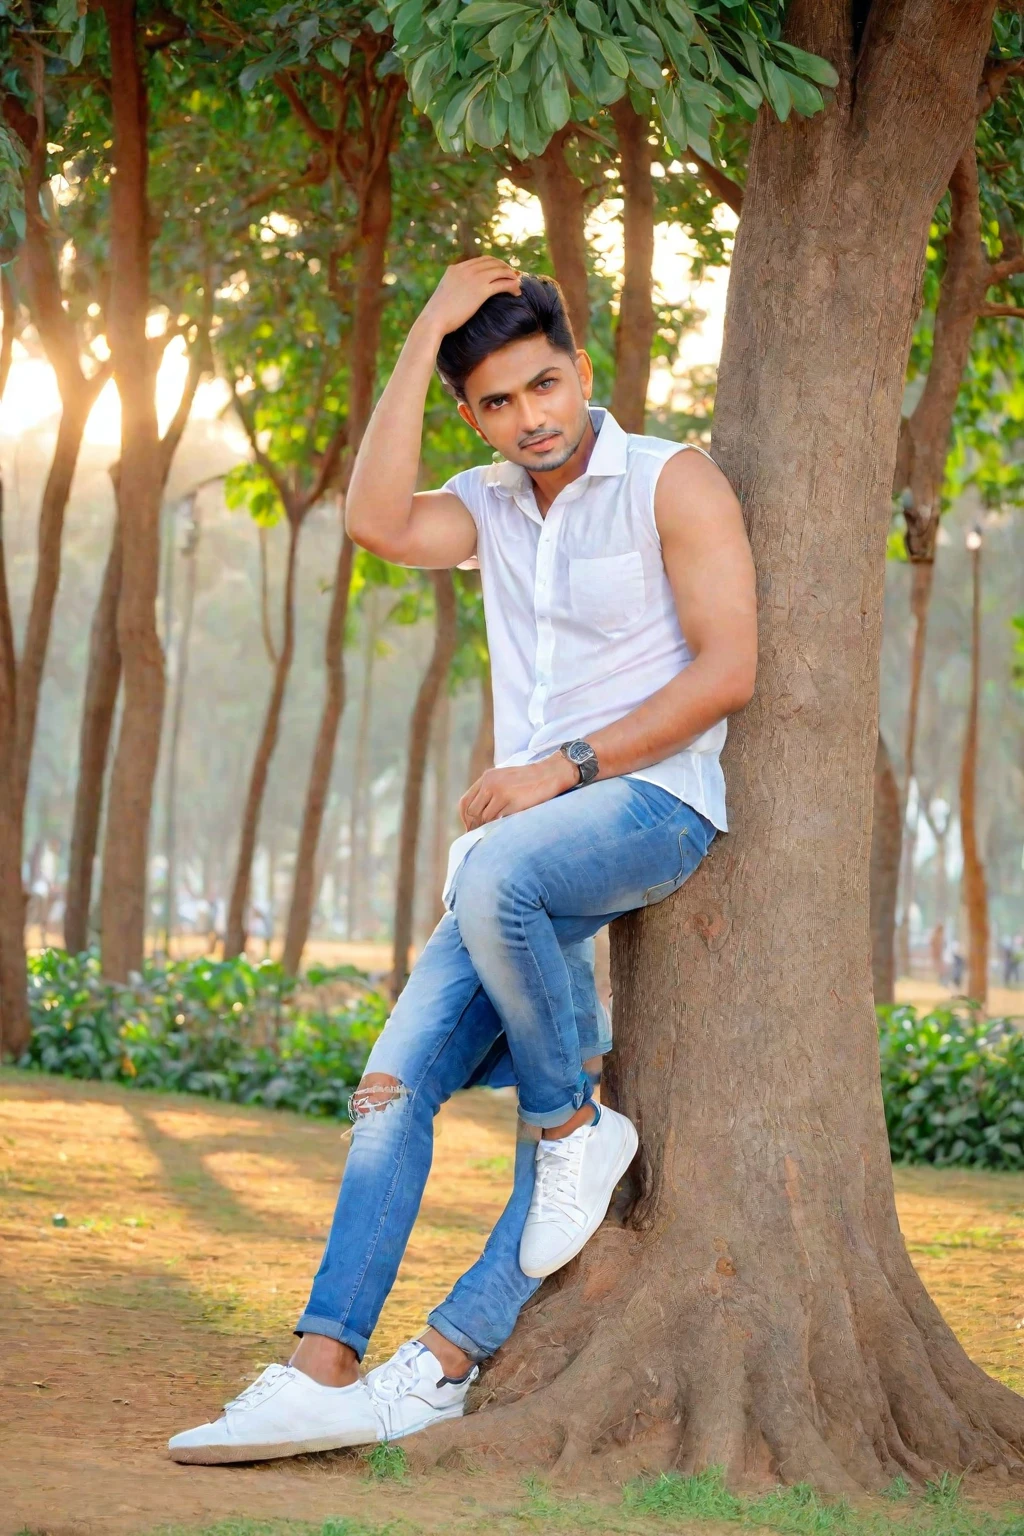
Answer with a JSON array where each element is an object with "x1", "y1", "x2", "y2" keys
[{"x1": 169, "y1": 258, "x2": 756, "y2": 1464}]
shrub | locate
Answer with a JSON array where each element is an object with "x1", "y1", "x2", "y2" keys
[
  {"x1": 19, "y1": 949, "x2": 387, "y2": 1119},
  {"x1": 878, "y1": 1004, "x2": 1024, "y2": 1169}
]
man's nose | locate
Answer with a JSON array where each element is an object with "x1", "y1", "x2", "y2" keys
[{"x1": 518, "y1": 399, "x2": 546, "y2": 434}]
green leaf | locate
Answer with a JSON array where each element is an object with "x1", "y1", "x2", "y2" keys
[
  {"x1": 780, "y1": 68, "x2": 823, "y2": 118},
  {"x1": 597, "y1": 36, "x2": 629, "y2": 78},
  {"x1": 774, "y1": 40, "x2": 839, "y2": 88},
  {"x1": 330, "y1": 35, "x2": 352, "y2": 66},
  {"x1": 539, "y1": 64, "x2": 572, "y2": 131},
  {"x1": 664, "y1": 0, "x2": 694, "y2": 40},
  {"x1": 238, "y1": 46, "x2": 290, "y2": 93},
  {"x1": 409, "y1": 43, "x2": 447, "y2": 106},
  {"x1": 393, "y1": 0, "x2": 425, "y2": 44},
  {"x1": 442, "y1": 75, "x2": 486, "y2": 137},
  {"x1": 591, "y1": 49, "x2": 626, "y2": 103},
  {"x1": 762, "y1": 57, "x2": 792, "y2": 121},
  {"x1": 634, "y1": 24, "x2": 662, "y2": 58},
  {"x1": 68, "y1": 14, "x2": 87, "y2": 67},
  {"x1": 457, "y1": 0, "x2": 528, "y2": 24},
  {"x1": 550, "y1": 9, "x2": 584, "y2": 59},
  {"x1": 575, "y1": 0, "x2": 606, "y2": 34},
  {"x1": 623, "y1": 48, "x2": 664, "y2": 90},
  {"x1": 367, "y1": 7, "x2": 390, "y2": 31},
  {"x1": 487, "y1": 12, "x2": 530, "y2": 55},
  {"x1": 509, "y1": 19, "x2": 544, "y2": 70}
]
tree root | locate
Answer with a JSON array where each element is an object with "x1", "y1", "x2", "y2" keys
[{"x1": 404, "y1": 1217, "x2": 1024, "y2": 1491}]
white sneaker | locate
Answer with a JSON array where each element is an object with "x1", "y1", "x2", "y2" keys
[
  {"x1": 365, "y1": 1340, "x2": 479, "y2": 1441},
  {"x1": 167, "y1": 1362, "x2": 381, "y2": 1464},
  {"x1": 519, "y1": 1104, "x2": 638, "y2": 1279}
]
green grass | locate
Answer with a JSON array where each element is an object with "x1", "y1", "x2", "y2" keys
[
  {"x1": 621, "y1": 1465, "x2": 1024, "y2": 1536},
  {"x1": 363, "y1": 1441, "x2": 409, "y2": 1482}
]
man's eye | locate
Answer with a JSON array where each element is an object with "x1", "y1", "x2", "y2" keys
[
  {"x1": 487, "y1": 397, "x2": 506, "y2": 410},
  {"x1": 537, "y1": 378, "x2": 555, "y2": 390}
]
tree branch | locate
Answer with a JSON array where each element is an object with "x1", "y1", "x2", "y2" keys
[
  {"x1": 690, "y1": 153, "x2": 743, "y2": 214},
  {"x1": 978, "y1": 301, "x2": 1024, "y2": 318},
  {"x1": 976, "y1": 55, "x2": 1024, "y2": 117},
  {"x1": 229, "y1": 376, "x2": 293, "y2": 512}
]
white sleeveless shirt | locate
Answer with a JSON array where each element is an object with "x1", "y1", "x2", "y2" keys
[{"x1": 440, "y1": 406, "x2": 728, "y2": 907}]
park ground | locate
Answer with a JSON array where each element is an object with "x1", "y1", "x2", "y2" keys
[{"x1": 2, "y1": 1071, "x2": 1024, "y2": 1536}]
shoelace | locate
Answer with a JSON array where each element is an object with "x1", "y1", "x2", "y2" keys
[
  {"x1": 531, "y1": 1131, "x2": 587, "y2": 1216},
  {"x1": 370, "y1": 1341, "x2": 427, "y2": 1402},
  {"x1": 224, "y1": 1363, "x2": 292, "y2": 1413}
]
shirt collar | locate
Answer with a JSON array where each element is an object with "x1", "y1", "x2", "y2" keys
[{"x1": 486, "y1": 406, "x2": 628, "y2": 502}]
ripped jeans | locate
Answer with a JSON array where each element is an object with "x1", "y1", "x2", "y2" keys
[{"x1": 296, "y1": 777, "x2": 716, "y2": 1363}]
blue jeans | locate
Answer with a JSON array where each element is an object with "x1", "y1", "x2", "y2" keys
[{"x1": 296, "y1": 777, "x2": 716, "y2": 1362}]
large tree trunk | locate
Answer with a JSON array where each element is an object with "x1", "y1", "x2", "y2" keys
[
  {"x1": 610, "y1": 99, "x2": 656, "y2": 432},
  {"x1": 64, "y1": 522, "x2": 122, "y2": 955},
  {"x1": 416, "y1": 3, "x2": 1024, "y2": 1489},
  {"x1": 283, "y1": 132, "x2": 394, "y2": 974},
  {"x1": 0, "y1": 469, "x2": 30, "y2": 1058},
  {"x1": 870, "y1": 731, "x2": 901, "y2": 1005},
  {"x1": 224, "y1": 516, "x2": 302, "y2": 959},
  {"x1": 960, "y1": 544, "x2": 988, "y2": 1005},
  {"x1": 390, "y1": 571, "x2": 458, "y2": 997}
]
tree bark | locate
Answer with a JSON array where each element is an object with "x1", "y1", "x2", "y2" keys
[
  {"x1": 428, "y1": 683, "x2": 452, "y2": 932},
  {"x1": 870, "y1": 732, "x2": 901, "y2": 1005},
  {"x1": 346, "y1": 591, "x2": 381, "y2": 941},
  {"x1": 610, "y1": 99, "x2": 656, "y2": 433},
  {"x1": 161, "y1": 501, "x2": 200, "y2": 955},
  {"x1": 64, "y1": 522, "x2": 122, "y2": 955},
  {"x1": 0, "y1": 469, "x2": 30, "y2": 1058},
  {"x1": 892, "y1": 150, "x2": 990, "y2": 978},
  {"x1": 513, "y1": 130, "x2": 591, "y2": 345},
  {"x1": 95, "y1": 0, "x2": 166, "y2": 979},
  {"x1": 960, "y1": 544, "x2": 988, "y2": 1005},
  {"x1": 390, "y1": 571, "x2": 458, "y2": 997},
  {"x1": 415, "y1": 3, "x2": 1024, "y2": 1489},
  {"x1": 467, "y1": 661, "x2": 494, "y2": 787},
  {"x1": 283, "y1": 129, "x2": 394, "y2": 973},
  {"x1": 224, "y1": 515, "x2": 302, "y2": 959}
]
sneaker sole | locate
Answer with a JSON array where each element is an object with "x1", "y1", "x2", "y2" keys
[
  {"x1": 378, "y1": 1402, "x2": 466, "y2": 1442},
  {"x1": 168, "y1": 1426, "x2": 381, "y2": 1464},
  {"x1": 520, "y1": 1117, "x2": 639, "y2": 1279}
]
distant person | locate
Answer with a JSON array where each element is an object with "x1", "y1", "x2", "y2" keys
[
  {"x1": 949, "y1": 942, "x2": 965, "y2": 991},
  {"x1": 170, "y1": 259, "x2": 756, "y2": 1461}
]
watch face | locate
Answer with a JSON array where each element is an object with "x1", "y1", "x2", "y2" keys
[{"x1": 566, "y1": 741, "x2": 593, "y2": 764}]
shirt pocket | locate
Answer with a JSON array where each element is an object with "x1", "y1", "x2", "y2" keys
[{"x1": 568, "y1": 550, "x2": 646, "y2": 637}]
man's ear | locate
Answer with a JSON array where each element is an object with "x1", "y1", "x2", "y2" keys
[
  {"x1": 457, "y1": 399, "x2": 484, "y2": 438},
  {"x1": 576, "y1": 348, "x2": 594, "y2": 401}
]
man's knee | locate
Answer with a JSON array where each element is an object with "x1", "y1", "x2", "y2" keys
[
  {"x1": 349, "y1": 1073, "x2": 409, "y2": 1123},
  {"x1": 455, "y1": 843, "x2": 538, "y2": 936}
]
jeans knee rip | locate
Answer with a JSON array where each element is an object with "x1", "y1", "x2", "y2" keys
[{"x1": 347, "y1": 1078, "x2": 410, "y2": 1124}]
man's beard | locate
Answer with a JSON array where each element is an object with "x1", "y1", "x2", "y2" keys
[{"x1": 516, "y1": 412, "x2": 590, "y2": 472}]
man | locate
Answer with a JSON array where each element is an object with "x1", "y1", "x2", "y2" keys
[{"x1": 170, "y1": 258, "x2": 756, "y2": 1463}]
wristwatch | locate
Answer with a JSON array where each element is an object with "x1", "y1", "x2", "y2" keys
[{"x1": 559, "y1": 739, "x2": 599, "y2": 788}]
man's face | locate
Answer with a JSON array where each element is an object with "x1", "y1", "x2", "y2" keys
[{"x1": 458, "y1": 334, "x2": 593, "y2": 472}]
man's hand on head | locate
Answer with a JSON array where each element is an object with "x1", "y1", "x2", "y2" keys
[
  {"x1": 418, "y1": 256, "x2": 522, "y2": 341},
  {"x1": 458, "y1": 754, "x2": 579, "y2": 831}
]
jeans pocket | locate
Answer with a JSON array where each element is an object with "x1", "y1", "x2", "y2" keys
[{"x1": 642, "y1": 818, "x2": 711, "y2": 906}]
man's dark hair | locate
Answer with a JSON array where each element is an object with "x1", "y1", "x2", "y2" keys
[{"x1": 436, "y1": 273, "x2": 577, "y2": 401}]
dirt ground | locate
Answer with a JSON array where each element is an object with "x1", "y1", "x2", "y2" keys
[{"x1": 2, "y1": 1070, "x2": 1023, "y2": 1536}]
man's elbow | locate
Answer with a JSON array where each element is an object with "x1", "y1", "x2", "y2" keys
[
  {"x1": 720, "y1": 659, "x2": 757, "y2": 714},
  {"x1": 345, "y1": 505, "x2": 405, "y2": 562}
]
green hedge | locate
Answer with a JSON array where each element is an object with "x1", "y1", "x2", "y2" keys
[
  {"x1": 879, "y1": 1004, "x2": 1024, "y2": 1169},
  {"x1": 18, "y1": 949, "x2": 387, "y2": 1119},
  {"x1": 15, "y1": 954, "x2": 1024, "y2": 1169}
]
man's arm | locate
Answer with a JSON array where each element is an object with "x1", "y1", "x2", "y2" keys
[
  {"x1": 346, "y1": 257, "x2": 521, "y2": 569},
  {"x1": 458, "y1": 448, "x2": 755, "y2": 827}
]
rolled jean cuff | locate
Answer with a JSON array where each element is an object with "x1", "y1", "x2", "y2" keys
[
  {"x1": 517, "y1": 1070, "x2": 592, "y2": 1129},
  {"x1": 425, "y1": 1306, "x2": 492, "y2": 1365},
  {"x1": 293, "y1": 1311, "x2": 369, "y2": 1362}
]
